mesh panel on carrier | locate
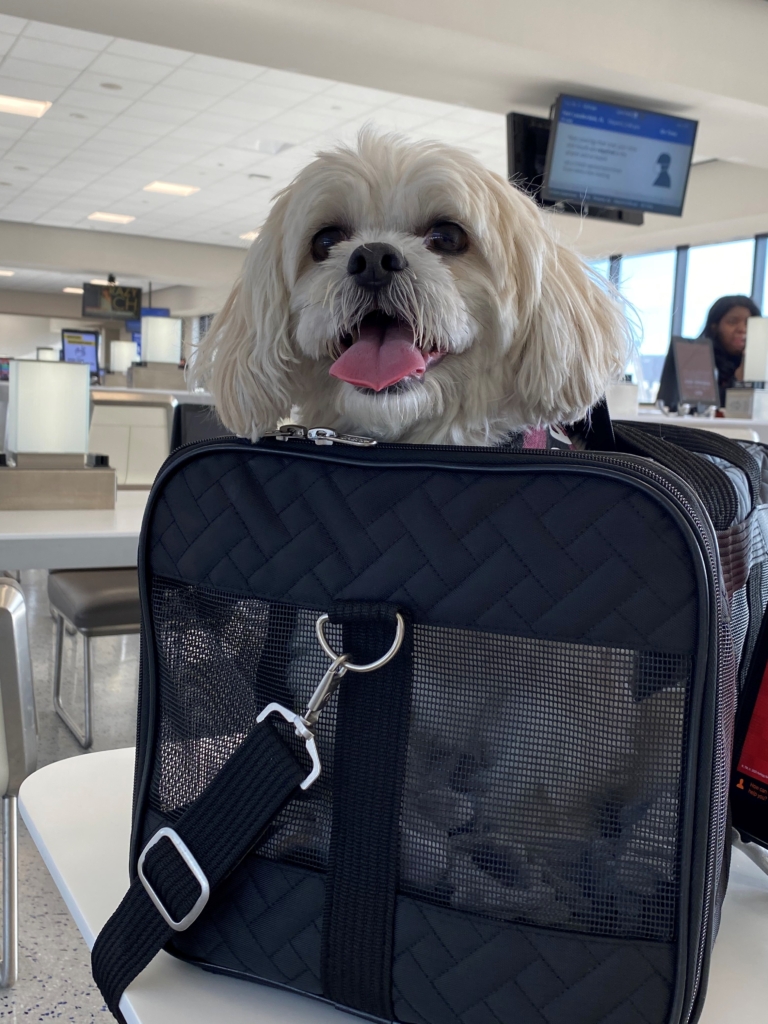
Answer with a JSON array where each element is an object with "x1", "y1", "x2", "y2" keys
[{"x1": 149, "y1": 577, "x2": 691, "y2": 944}]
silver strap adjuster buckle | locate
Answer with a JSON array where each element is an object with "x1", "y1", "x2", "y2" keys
[{"x1": 137, "y1": 827, "x2": 211, "y2": 932}]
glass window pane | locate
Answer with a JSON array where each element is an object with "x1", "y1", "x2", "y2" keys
[
  {"x1": 682, "y1": 239, "x2": 755, "y2": 338},
  {"x1": 589, "y1": 258, "x2": 610, "y2": 281},
  {"x1": 619, "y1": 250, "x2": 676, "y2": 402}
]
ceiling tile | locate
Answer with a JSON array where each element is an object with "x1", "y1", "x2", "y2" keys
[
  {"x1": 55, "y1": 88, "x2": 135, "y2": 114},
  {"x1": 0, "y1": 15, "x2": 25, "y2": 36},
  {"x1": 10, "y1": 37, "x2": 98, "y2": 71},
  {"x1": 88, "y1": 53, "x2": 174, "y2": 84},
  {"x1": 183, "y1": 53, "x2": 265, "y2": 80},
  {"x1": 0, "y1": 74, "x2": 62, "y2": 101},
  {"x1": 256, "y1": 68, "x2": 332, "y2": 94},
  {"x1": 0, "y1": 32, "x2": 19, "y2": 56},
  {"x1": 325, "y1": 81, "x2": 400, "y2": 106},
  {"x1": 112, "y1": 115, "x2": 173, "y2": 137},
  {"x1": 43, "y1": 106, "x2": 115, "y2": 130},
  {"x1": 105, "y1": 38, "x2": 192, "y2": 66},
  {"x1": 159, "y1": 67, "x2": 245, "y2": 97},
  {"x1": 21, "y1": 20, "x2": 111, "y2": 51},
  {"x1": 138, "y1": 84, "x2": 218, "y2": 112},
  {"x1": 0, "y1": 56, "x2": 83, "y2": 88},
  {"x1": 174, "y1": 112, "x2": 257, "y2": 139},
  {"x1": 226, "y1": 80, "x2": 311, "y2": 109},
  {"x1": 121, "y1": 99, "x2": 197, "y2": 126}
]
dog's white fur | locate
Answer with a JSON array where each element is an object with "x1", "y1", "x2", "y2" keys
[{"x1": 193, "y1": 130, "x2": 628, "y2": 444}]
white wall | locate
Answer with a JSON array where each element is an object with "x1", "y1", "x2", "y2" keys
[{"x1": 0, "y1": 315, "x2": 59, "y2": 360}]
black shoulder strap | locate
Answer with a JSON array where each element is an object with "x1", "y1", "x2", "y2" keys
[{"x1": 92, "y1": 718, "x2": 306, "y2": 1021}]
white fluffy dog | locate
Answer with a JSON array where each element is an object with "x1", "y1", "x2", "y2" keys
[{"x1": 193, "y1": 130, "x2": 628, "y2": 445}]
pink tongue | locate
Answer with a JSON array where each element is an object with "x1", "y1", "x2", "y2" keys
[{"x1": 329, "y1": 321, "x2": 426, "y2": 391}]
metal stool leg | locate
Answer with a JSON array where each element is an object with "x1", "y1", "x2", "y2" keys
[
  {"x1": 53, "y1": 614, "x2": 93, "y2": 749},
  {"x1": 0, "y1": 795, "x2": 18, "y2": 987}
]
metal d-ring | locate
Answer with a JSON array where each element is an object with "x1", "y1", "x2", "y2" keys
[{"x1": 315, "y1": 612, "x2": 405, "y2": 672}]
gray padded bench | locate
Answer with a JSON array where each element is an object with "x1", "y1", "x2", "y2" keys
[{"x1": 48, "y1": 569, "x2": 140, "y2": 749}]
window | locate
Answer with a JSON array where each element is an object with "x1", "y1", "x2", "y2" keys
[
  {"x1": 618, "y1": 250, "x2": 676, "y2": 402},
  {"x1": 682, "y1": 239, "x2": 755, "y2": 338},
  {"x1": 589, "y1": 258, "x2": 610, "y2": 281}
]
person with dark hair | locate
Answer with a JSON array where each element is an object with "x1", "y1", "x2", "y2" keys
[{"x1": 701, "y1": 294, "x2": 761, "y2": 406}]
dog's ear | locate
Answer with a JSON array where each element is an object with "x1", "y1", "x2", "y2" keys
[
  {"x1": 495, "y1": 184, "x2": 628, "y2": 427},
  {"x1": 191, "y1": 197, "x2": 294, "y2": 440}
]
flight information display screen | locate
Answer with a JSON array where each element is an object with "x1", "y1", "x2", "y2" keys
[
  {"x1": 61, "y1": 329, "x2": 99, "y2": 374},
  {"x1": 543, "y1": 95, "x2": 697, "y2": 216}
]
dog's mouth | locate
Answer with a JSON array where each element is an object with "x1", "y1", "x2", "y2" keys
[{"x1": 329, "y1": 312, "x2": 445, "y2": 393}]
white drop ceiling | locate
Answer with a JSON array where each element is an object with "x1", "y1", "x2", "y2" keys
[{"x1": 0, "y1": 14, "x2": 506, "y2": 262}]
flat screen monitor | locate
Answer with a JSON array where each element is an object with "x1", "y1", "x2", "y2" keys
[
  {"x1": 61, "y1": 329, "x2": 100, "y2": 375},
  {"x1": 82, "y1": 283, "x2": 142, "y2": 321},
  {"x1": 542, "y1": 95, "x2": 697, "y2": 216},
  {"x1": 0, "y1": 358, "x2": 10, "y2": 382},
  {"x1": 657, "y1": 336, "x2": 718, "y2": 409}
]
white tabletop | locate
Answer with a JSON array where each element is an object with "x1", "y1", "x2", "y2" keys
[
  {"x1": 18, "y1": 748, "x2": 768, "y2": 1024},
  {"x1": 632, "y1": 408, "x2": 768, "y2": 443},
  {"x1": 0, "y1": 489, "x2": 149, "y2": 570}
]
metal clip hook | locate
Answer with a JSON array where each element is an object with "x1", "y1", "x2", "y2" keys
[
  {"x1": 256, "y1": 611, "x2": 404, "y2": 791},
  {"x1": 256, "y1": 653, "x2": 349, "y2": 790}
]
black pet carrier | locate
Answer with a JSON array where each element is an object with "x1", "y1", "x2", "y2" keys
[{"x1": 93, "y1": 423, "x2": 736, "y2": 1024}]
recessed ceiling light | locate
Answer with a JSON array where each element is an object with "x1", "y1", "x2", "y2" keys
[
  {"x1": 0, "y1": 94, "x2": 52, "y2": 118},
  {"x1": 143, "y1": 181, "x2": 200, "y2": 197},
  {"x1": 63, "y1": 286, "x2": 84, "y2": 294},
  {"x1": 0, "y1": 269, "x2": 14, "y2": 277},
  {"x1": 88, "y1": 211, "x2": 135, "y2": 224},
  {"x1": 90, "y1": 278, "x2": 113, "y2": 286},
  {"x1": 240, "y1": 231, "x2": 260, "y2": 241},
  {"x1": 100, "y1": 82, "x2": 123, "y2": 91}
]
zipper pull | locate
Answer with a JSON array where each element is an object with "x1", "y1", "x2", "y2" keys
[
  {"x1": 263, "y1": 424, "x2": 308, "y2": 441},
  {"x1": 307, "y1": 428, "x2": 377, "y2": 447}
]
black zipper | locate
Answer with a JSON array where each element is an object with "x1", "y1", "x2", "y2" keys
[{"x1": 134, "y1": 431, "x2": 727, "y2": 1024}]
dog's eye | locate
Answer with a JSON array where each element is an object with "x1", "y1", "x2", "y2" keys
[
  {"x1": 311, "y1": 226, "x2": 347, "y2": 261},
  {"x1": 425, "y1": 222, "x2": 469, "y2": 254}
]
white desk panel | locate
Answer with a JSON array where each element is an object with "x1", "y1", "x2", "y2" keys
[
  {"x1": 0, "y1": 490, "x2": 148, "y2": 570},
  {"x1": 18, "y1": 749, "x2": 768, "y2": 1024}
]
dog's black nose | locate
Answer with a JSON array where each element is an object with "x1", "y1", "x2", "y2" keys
[{"x1": 347, "y1": 242, "x2": 407, "y2": 290}]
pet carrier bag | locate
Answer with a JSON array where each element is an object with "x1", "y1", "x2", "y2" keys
[
  {"x1": 92, "y1": 424, "x2": 735, "y2": 1024},
  {"x1": 597, "y1": 419, "x2": 768, "y2": 692}
]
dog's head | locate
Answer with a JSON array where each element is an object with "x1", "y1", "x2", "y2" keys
[{"x1": 194, "y1": 130, "x2": 628, "y2": 444}]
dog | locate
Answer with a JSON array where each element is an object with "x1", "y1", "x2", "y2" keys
[{"x1": 192, "y1": 129, "x2": 628, "y2": 445}]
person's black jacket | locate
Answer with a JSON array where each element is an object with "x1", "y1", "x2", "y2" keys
[{"x1": 711, "y1": 334, "x2": 742, "y2": 407}]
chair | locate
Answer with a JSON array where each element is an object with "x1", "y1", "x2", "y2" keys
[
  {"x1": 0, "y1": 578, "x2": 38, "y2": 987},
  {"x1": 170, "y1": 402, "x2": 232, "y2": 451},
  {"x1": 48, "y1": 569, "x2": 140, "y2": 749}
]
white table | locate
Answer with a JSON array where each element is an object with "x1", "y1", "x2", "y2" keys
[
  {"x1": 632, "y1": 408, "x2": 768, "y2": 443},
  {"x1": 18, "y1": 749, "x2": 768, "y2": 1024},
  {"x1": 0, "y1": 489, "x2": 149, "y2": 570}
]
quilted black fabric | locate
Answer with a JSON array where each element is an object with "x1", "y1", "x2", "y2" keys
[
  {"x1": 170, "y1": 856, "x2": 674, "y2": 1024},
  {"x1": 148, "y1": 450, "x2": 698, "y2": 653}
]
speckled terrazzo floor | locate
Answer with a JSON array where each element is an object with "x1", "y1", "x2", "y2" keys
[{"x1": 0, "y1": 570, "x2": 138, "y2": 1021}]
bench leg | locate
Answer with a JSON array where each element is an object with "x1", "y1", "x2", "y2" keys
[
  {"x1": 53, "y1": 615, "x2": 93, "y2": 750},
  {"x1": 0, "y1": 795, "x2": 18, "y2": 987}
]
